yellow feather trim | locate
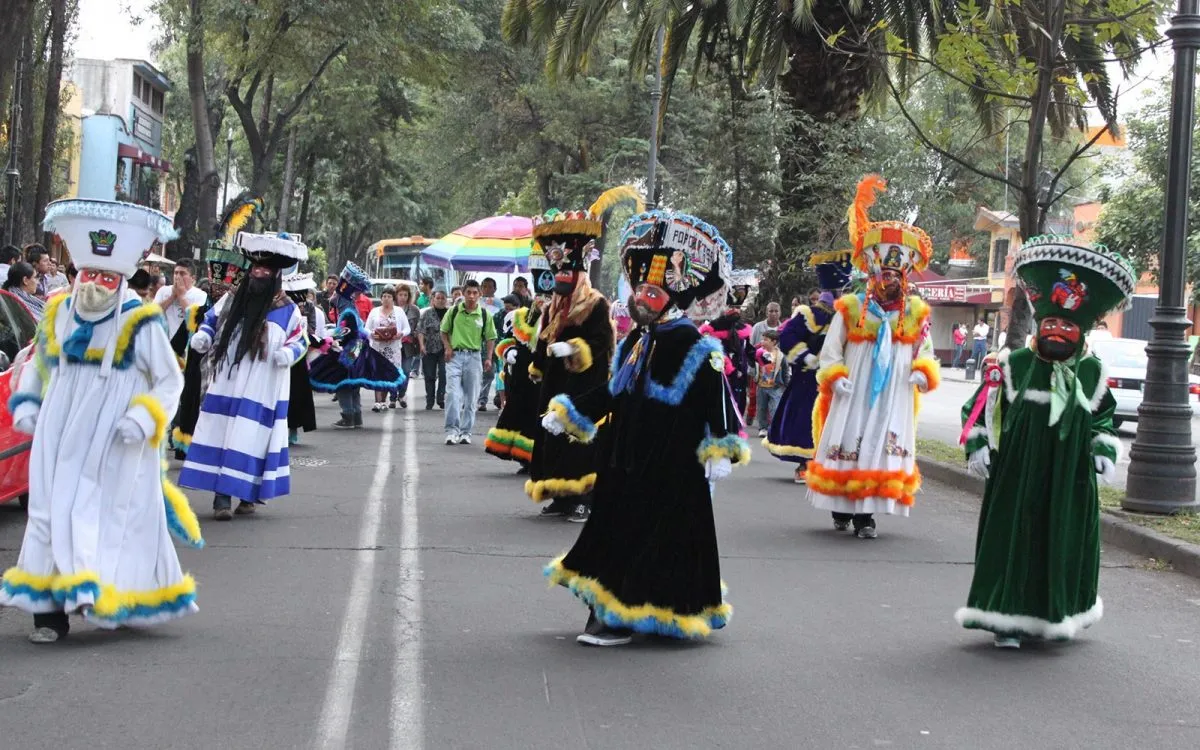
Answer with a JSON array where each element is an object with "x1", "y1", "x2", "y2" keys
[
  {"x1": 186, "y1": 303, "x2": 204, "y2": 334},
  {"x1": 762, "y1": 437, "x2": 815, "y2": 459},
  {"x1": 1, "y1": 567, "x2": 196, "y2": 620},
  {"x1": 171, "y1": 426, "x2": 193, "y2": 447},
  {"x1": 796, "y1": 304, "x2": 820, "y2": 334},
  {"x1": 588, "y1": 185, "x2": 645, "y2": 217},
  {"x1": 513, "y1": 308, "x2": 537, "y2": 345},
  {"x1": 525, "y1": 474, "x2": 597, "y2": 502},
  {"x1": 528, "y1": 363, "x2": 543, "y2": 383},
  {"x1": 129, "y1": 393, "x2": 169, "y2": 447},
  {"x1": 546, "y1": 556, "x2": 732, "y2": 639},
  {"x1": 163, "y1": 476, "x2": 204, "y2": 547},
  {"x1": 564, "y1": 337, "x2": 594, "y2": 373},
  {"x1": 43, "y1": 298, "x2": 167, "y2": 365}
]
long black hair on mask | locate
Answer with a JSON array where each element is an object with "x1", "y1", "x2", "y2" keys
[{"x1": 211, "y1": 270, "x2": 281, "y2": 372}]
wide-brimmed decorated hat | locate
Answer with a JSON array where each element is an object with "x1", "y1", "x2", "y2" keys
[
  {"x1": 809, "y1": 249, "x2": 854, "y2": 292},
  {"x1": 1013, "y1": 235, "x2": 1135, "y2": 330},
  {"x1": 846, "y1": 175, "x2": 932, "y2": 276},
  {"x1": 236, "y1": 231, "x2": 308, "y2": 270},
  {"x1": 532, "y1": 209, "x2": 602, "y2": 274},
  {"x1": 42, "y1": 199, "x2": 177, "y2": 277},
  {"x1": 336, "y1": 261, "x2": 370, "y2": 300},
  {"x1": 282, "y1": 270, "x2": 317, "y2": 293},
  {"x1": 618, "y1": 210, "x2": 732, "y2": 316}
]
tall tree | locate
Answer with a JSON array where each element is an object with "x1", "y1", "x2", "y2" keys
[
  {"x1": 33, "y1": 0, "x2": 71, "y2": 244},
  {"x1": 0, "y1": 0, "x2": 37, "y2": 127},
  {"x1": 185, "y1": 0, "x2": 221, "y2": 249}
]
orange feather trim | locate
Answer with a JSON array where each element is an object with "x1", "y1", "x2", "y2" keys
[
  {"x1": 806, "y1": 462, "x2": 921, "y2": 505},
  {"x1": 848, "y1": 174, "x2": 887, "y2": 250},
  {"x1": 910, "y1": 357, "x2": 941, "y2": 393}
]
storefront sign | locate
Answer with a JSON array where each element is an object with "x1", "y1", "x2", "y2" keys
[{"x1": 920, "y1": 284, "x2": 968, "y2": 303}]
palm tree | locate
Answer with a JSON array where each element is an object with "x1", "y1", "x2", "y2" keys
[{"x1": 501, "y1": 0, "x2": 1146, "y2": 259}]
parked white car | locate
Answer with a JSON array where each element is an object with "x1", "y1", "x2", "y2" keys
[{"x1": 1089, "y1": 337, "x2": 1200, "y2": 427}]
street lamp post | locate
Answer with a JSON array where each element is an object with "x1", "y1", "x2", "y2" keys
[
  {"x1": 221, "y1": 128, "x2": 234, "y2": 211},
  {"x1": 1124, "y1": 0, "x2": 1200, "y2": 514}
]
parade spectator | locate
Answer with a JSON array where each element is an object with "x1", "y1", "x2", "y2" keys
[
  {"x1": 0, "y1": 244, "x2": 22, "y2": 281},
  {"x1": 366, "y1": 286, "x2": 410, "y2": 411},
  {"x1": 480, "y1": 294, "x2": 520, "y2": 411},
  {"x1": 154, "y1": 259, "x2": 208, "y2": 339},
  {"x1": 417, "y1": 290, "x2": 449, "y2": 410},
  {"x1": 440, "y1": 279, "x2": 496, "y2": 445},
  {"x1": 450, "y1": 285, "x2": 463, "y2": 304},
  {"x1": 480, "y1": 277, "x2": 500, "y2": 314},
  {"x1": 354, "y1": 286, "x2": 374, "y2": 320},
  {"x1": 26, "y1": 244, "x2": 57, "y2": 298},
  {"x1": 511, "y1": 276, "x2": 532, "y2": 307},
  {"x1": 417, "y1": 276, "x2": 434, "y2": 308},
  {"x1": 3, "y1": 262, "x2": 45, "y2": 320},
  {"x1": 952, "y1": 323, "x2": 967, "y2": 368},
  {"x1": 971, "y1": 318, "x2": 990, "y2": 363},
  {"x1": 128, "y1": 269, "x2": 154, "y2": 303},
  {"x1": 65, "y1": 263, "x2": 77, "y2": 287},
  {"x1": 322, "y1": 275, "x2": 338, "y2": 322},
  {"x1": 396, "y1": 284, "x2": 422, "y2": 376},
  {"x1": 754, "y1": 330, "x2": 788, "y2": 437},
  {"x1": 750, "y1": 301, "x2": 783, "y2": 346}
]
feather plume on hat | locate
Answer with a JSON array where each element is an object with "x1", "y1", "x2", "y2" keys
[
  {"x1": 216, "y1": 192, "x2": 265, "y2": 247},
  {"x1": 847, "y1": 174, "x2": 886, "y2": 250}
]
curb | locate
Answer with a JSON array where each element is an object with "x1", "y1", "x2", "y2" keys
[{"x1": 917, "y1": 457, "x2": 1200, "y2": 579}]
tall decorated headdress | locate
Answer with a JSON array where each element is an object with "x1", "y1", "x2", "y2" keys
[
  {"x1": 236, "y1": 231, "x2": 308, "y2": 270},
  {"x1": 282, "y1": 268, "x2": 317, "y2": 294},
  {"x1": 617, "y1": 210, "x2": 733, "y2": 318},
  {"x1": 335, "y1": 261, "x2": 371, "y2": 300},
  {"x1": 42, "y1": 199, "x2": 177, "y2": 277},
  {"x1": 532, "y1": 185, "x2": 645, "y2": 277},
  {"x1": 809, "y1": 249, "x2": 854, "y2": 293},
  {"x1": 846, "y1": 175, "x2": 932, "y2": 277},
  {"x1": 1013, "y1": 235, "x2": 1135, "y2": 331},
  {"x1": 207, "y1": 192, "x2": 262, "y2": 287}
]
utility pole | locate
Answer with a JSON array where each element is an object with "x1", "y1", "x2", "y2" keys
[
  {"x1": 645, "y1": 24, "x2": 665, "y2": 210},
  {"x1": 3, "y1": 37, "x2": 24, "y2": 245},
  {"x1": 1124, "y1": 0, "x2": 1200, "y2": 513}
]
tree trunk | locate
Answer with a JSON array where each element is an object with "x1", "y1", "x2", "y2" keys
[
  {"x1": 258, "y1": 74, "x2": 274, "y2": 145},
  {"x1": 173, "y1": 147, "x2": 202, "y2": 254},
  {"x1": 186, "y1": 0, "x2": 220, "y2": 251},
  {"x1": 277, "y1": 127, "x2": 297, "y2": 232},
  {"x1": 34, "y1": 0, "x2": 68, "y2": 246},
  {"x1": 15, "y1": 18, "x2": 37, "y2": 245},
  {"x1": 298, "y1": 148, "x2": 316, "y2": 237},
  {"x1": 0, "y1": 0, "x2": 36, "y2": 125}
]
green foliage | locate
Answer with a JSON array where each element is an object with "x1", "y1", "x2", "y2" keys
[{"x1": 1095, "y1": 76, "x2": 1200, "y2": 301}]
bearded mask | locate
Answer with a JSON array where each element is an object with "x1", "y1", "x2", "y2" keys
[{"x1": 1035, "y1": 316, "x2": 1082, "y2": 362}]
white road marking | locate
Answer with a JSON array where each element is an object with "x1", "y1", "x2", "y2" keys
[
  {"x1": 314, "y1": 411, "x2": 395, "y2": 749},
  {"x1": 391, "y1": 409, "x2": 423, "y2": 749}
]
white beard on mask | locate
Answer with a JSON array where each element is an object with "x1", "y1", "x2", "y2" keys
[{"x1": 76, "y1": 280, "x2": 119, "y2": 314}]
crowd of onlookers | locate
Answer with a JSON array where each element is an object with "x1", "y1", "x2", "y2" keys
[{"x1": 0, "y1": 242, "x2": 76, "y2": 320}]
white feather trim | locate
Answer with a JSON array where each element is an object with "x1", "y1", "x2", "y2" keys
[
  {"x1": 955, "y1": 598, "x2": 1103, "y2": 641},
  {"x1": 1092, "y1": 432, "x2": 1123, "y2": 462},
  {"x1": 965, "y1": 425, "x2": 988, "y2": 441},
  {"x1": 1021, "y1": 389, "x2": 1052, "y2": 404}
]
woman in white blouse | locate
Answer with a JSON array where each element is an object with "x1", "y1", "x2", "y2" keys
[{"x1": 365, "y1": 286, "x2": 410, "y2": 412}]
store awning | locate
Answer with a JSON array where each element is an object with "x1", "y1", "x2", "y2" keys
[{"x1": 117, "y1": 143, "x2": 171, "y2": 172}]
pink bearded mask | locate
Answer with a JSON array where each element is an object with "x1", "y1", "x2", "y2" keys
[{"x1": 76, "y1": 268, "x2": 124, "y2": 314}]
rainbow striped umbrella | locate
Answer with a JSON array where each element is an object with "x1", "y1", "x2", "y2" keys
[{"x1": 421, "y1": 213, "x2": 533, "y2": 273}]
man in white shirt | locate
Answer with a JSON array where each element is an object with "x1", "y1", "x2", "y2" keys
[
  {"x1": 971, "y1": 319, "x2": 990, "y2": 363},
  {"x1": 750, "y1": 301, "x2": 783, "y2": 346},
  {"x1": 154, "y1": 259, "x2": 208, "y2": 339}
]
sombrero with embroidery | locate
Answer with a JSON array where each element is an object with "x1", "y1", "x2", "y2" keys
[
  {"x1": 1013, "y1": 235, "x2": 1135, "y2": 331},
  {"x1": 237, "y1": 231, "x2": 308, "y2": 270},
  {"x1": 282, "y1": 270, "x2": 317, "y2": 293},
  {"x1": 617, "y1": 210, "x2": 732, "y2": 315},
  {"x1": 810, "y1": 249, "x2": 854, "y2": 292},
  {"x1": 42, "y1": 199, "x2": 177, "y2": 277},
  {"x1": 532, "y1": 209, "x2": 602, "y2": 275},
  {"x1": 846, "y1": 175, "x2": 932, "y2": 276}
]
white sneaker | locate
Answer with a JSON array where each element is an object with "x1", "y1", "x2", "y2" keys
[
  {"x1": 445, "y1": 435, "x2": 457, "y2": 445},
  {"x1": 757, "y1": 428, "x2": 768, "y2": 438},
  {"x1": 577, "y1": 629, "x2": 632, "y2": 647},
  {"x1": 29, "y1": 627, "x2": 62, "y2": 644},
  {"x1": 856, "y1": 525, "x2": 878, "y2": 539},
  {"x1": 459, "y1": 434, "x2": 472, "y2": 445}
]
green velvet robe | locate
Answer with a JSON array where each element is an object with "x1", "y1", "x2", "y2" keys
[{"x1": 955, "y1": 347, "x2": 1120, "y2": 640}]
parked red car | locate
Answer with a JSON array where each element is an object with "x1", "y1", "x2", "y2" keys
[{"x1": 0, "y1": 289, "x2": 39, "y2": 509}]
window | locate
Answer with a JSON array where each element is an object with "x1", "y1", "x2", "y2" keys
[
  {"x1": 152, "y1": 89, "x2": 164, "y2": 115},
  {"x1": 991, "y1": 238, "x2": 1010, "y2": 274}
]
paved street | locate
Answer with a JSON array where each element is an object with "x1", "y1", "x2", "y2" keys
[
  {"x1": 2, "y1": 396, "x2": 1200, "y2": 749},
  {"x1": 920, "y1": 369, "x2": 1200, "y2": 490}
]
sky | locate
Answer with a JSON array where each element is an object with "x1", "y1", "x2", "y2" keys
[{"x1": 76, "y1": 0, "x2": 159, "y2": 63}]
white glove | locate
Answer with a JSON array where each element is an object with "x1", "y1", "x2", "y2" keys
[
  {"x1": 909, "y1": 371, "x2": 929, "y2": 393},
  {"x1": 967, "y1": 447, "x2": 990, "y2": 480},
  {"x1": 272, "y1": 348, "x2": 294, "y2": 368},
  {"x1": 1095, "y1": 456, "x2": 1116, "y2": 484},
  {"x1": 190, "y1": 331, "x2": 212, "y2": 353},
  {"x1": 14, "y1": 414, "x2": 37, "y2": 435},
  {"x1": 541, "y1": 411, "x2": 565, "y2": 436},
  {"x1": 504, "y1": 348, "x2": 518, "y2": 365},
  {"x1": 834, "y1": 378, "x2": 854, "y2": 396},
  {"x1": 704, "y1": 457, "x2": 733, "y2": 482},
  {"x1": 547, "y1": 341, "x2": 577, "y2": 358},
  {"x1": 115, "y1": 416, "x2": 146, "y2": 445},
  {"x1": 803, "y1": 353, "x2": 819, "y2": 370}
]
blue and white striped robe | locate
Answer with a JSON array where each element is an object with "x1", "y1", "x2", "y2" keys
[{"x1": 179, "y1": 296, "x2": 305, "y2": 502}]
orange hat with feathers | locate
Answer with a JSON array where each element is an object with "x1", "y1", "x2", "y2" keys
[{"x1": 847, "y1": 174, "x2": 932, "y2": 276}]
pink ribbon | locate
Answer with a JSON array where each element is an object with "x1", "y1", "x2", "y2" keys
[{"x1": 959, "y1": 362, "x2": 1004, "y2": 445}]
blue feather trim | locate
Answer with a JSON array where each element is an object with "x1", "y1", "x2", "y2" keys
[
  {"x1": 7, "y1": 392, "x2": 42, "y2": 414},
  {"x1": 629, "y1": 336, "x2": 721, "y2": 405},
  {"x1": 310, "y1": 375, "x2": 408, "y2": 393},
  {"x1": 549, "y1": 394, "x2": 597, "y2": 442}
]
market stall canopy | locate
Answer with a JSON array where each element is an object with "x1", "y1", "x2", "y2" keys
[{"x1": 421, "y1": 214, "x2": 533, "y2": 273}]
